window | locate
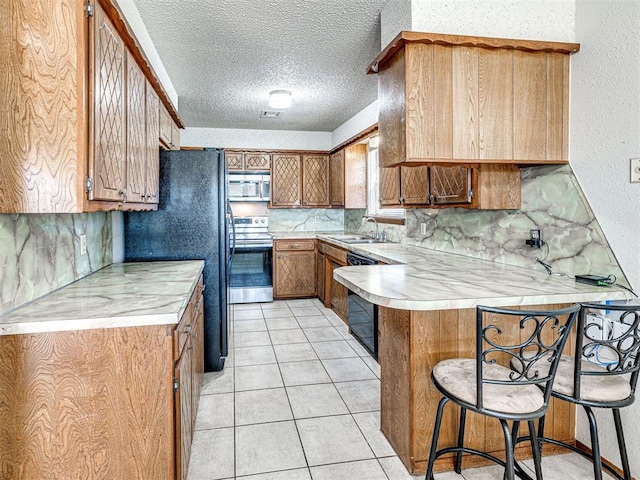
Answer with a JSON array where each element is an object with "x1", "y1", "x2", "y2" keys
[{"x1": 366, "y1": 138, "x2": 404, "y2": 219}]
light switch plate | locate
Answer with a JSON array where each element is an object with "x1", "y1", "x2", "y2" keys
[{"x1": 631, "y1": 157, "x2": 640, "y2": 183}]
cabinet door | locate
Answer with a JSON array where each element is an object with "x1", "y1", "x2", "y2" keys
[
  {"x1": 145, "y1": 81, "x2": 160, "y2": 203},
  {"x1": 400, "y1": 165, "x2": 429, "y2": 205},
  {"x1": 125, "y1": 51, "x2": 146, "y2": 204},
  {"x1": 327, "y1": 259, "x2": 348, "y2": 323},
  {"x1": 243, "y1": 153, "x2": 271, "y2": 171},
  {"x1": 316, "y1": 251, "x2": 325, "y2": 303},
  {"x1": 330, "y1": 150, "x2": 345, "y2": 207},
  {"x1": 271, "y1": 154, "x2": 302, "y2": 207},
  {"x1": 302, "y1": 154, "x2": 330, "y2": 207},
  {"x1": 429, "y1": 165, "x2": 472, "y2": 205},
  {"x1": 274, "y1": 250, "x2": 316, "y2": 298},
  {"x1": 379, "y1": 167, "x2": 400, "y2": 207},
  {"x1": 91, "y1": 3, "x2": 126, "y2": 202},
  {"x1": 226, "y1": 152, "x2": 244, "y2": 171},
  {"x1": 159, "y1": 105, "x2": 172, "y2": 148},
  {"x1": 174, "y1": 343, "x2": 192, "y2": 480},
  {"x1": 191, "y1": 294, "x2": 204, "y2": 425},
  {"x1": 171, "y1": 122, "x2": 180, "y2": 150}
]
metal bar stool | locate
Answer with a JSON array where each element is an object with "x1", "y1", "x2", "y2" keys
[
  {"x1": 424, "y1": 304, "x2": 580, "y2": 480},
  {"x1": 529, "y1": 303, "x2": 640, "y2": 480}
]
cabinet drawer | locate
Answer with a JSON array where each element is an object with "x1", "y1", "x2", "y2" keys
[
  {"x1": 319, "y1": 243, "x2": 347, "y2": 265},
  {"x1": 275, "y1": 239, "x2": 315, "y2": 251}
]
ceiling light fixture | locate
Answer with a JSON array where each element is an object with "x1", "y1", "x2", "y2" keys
[{"x1": 269, "y1": 89, "x2": 292, "y2": 109}]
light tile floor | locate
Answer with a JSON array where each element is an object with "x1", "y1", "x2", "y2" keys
[{"x1": 188, "y1": 299, "x2": 613, "y2": 480}]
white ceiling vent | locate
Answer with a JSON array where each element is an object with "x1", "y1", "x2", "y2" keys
[{"x1": 260, "y1": 110, "x2": 281, "y2": 119}]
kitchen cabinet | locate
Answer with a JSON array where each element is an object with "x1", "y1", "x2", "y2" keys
[
  {"x1": 160, "y1": 104, "x2": 180, "y2": 151},
  {"x1": 271, "y1": 154, "x2": 303, "y2": 207},
  {"x1": 273, "y1": 239, "x2": 317, "y2": 298},
  {"x1": 330, "y1": 144, "x2": 367, "y2": 208},
  {"x1": 145, "y1": 81, "x2": 161, "y2": 204},
  {"x1": 225, "y1": 151, "x2": 271, "y2": 171},
  {"x1": 302, "y1": 154, "x2": 330, "y2": 207},
  {"x1": 0, "y1": 0, "x2": 181, "y2": 213},
  {"x1": 271, "y1": 153, "x2": 330, "y2": 208},
  {"x1": 318, "y1": 241, "x2": 349, "y2": 323},
  {"x1": 0, "y1": 269, "x2": 204, "y2": 480},
  {"x1": 369, "y1": 32, "x2": 579, "y2": 167},
  {"x1": 380, "y1": 164, "x2": 519, "y2": 209},
  {"x1": 316, "y1": 250, "x2": 325, "y2": 303}
]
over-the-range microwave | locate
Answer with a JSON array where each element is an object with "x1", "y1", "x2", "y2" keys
[{"x1": 228, "y1": 173, "x2": 270, "y2": 202}]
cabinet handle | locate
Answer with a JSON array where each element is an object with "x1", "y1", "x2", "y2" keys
[
  {"x1": 429, "y1": 194, "x2": 435, "y2": 204},
  {"x1": 399, "y1": 196, "x2": 404, "y2": 204},
  {"x1": 119, "y1": 189, "x2": 127, "y2": 201}
]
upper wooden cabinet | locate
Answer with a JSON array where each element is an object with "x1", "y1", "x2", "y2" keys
[
  {"x1": 160, "y1": 105, "x2": 180, "y2": 151},
  {"x1": 369, "y1": 32, "x2": 580, "y2": 168},
  {"x1": 330, "y1": 144, "x2": 367, "y2": 209},
  {"x1": 271, "y1": 154, "x2": 303, "y2": 207},
  {"x1": 271, "y1": 153, "x2": 331, "y2": 208},
  {"x1": 0, "y1": 0, "x2": 182, "y2": 213},
  {"x1": 301, "y1": 154, "x2": 330, "y2": 207},
  {"x1": 225, "y1": 151, "x2": 271, "y2": 171}
]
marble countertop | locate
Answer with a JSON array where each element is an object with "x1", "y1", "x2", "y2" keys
[
  {"x1": 326, "y1": 241, "x2": 629, "y2": 311},
  {"x1": 0, "y1": 261, "x2": 204, "y2": 335},
  {"x1": 270, "y1": 231, "x2": 346, "y2": 240}
]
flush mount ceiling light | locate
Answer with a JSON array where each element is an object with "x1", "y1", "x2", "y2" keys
[{"x1": 268, "y1": 89, "x2": 292, "y2": 109}]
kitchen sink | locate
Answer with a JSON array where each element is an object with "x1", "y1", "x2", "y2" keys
[{"x1": 328, "y1": 235, "x2": 385, "y2": 244}]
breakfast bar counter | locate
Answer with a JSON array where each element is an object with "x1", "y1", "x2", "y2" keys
[{"x1": 331, "y1": 245, "x2": 628, "y2": 474}]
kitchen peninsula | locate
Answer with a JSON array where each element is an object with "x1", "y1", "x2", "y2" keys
[
  {"x1": 0, "y1": 261, "x2": 204, "y2": 479},
  {"x1": 331, "y1": 243, "x2": 628, "y2": 474}
]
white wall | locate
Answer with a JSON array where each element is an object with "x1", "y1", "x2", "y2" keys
[
  {"x1": 571, "y1": 1, "x2": 640, "y2": 475},
  {"x1": 331, "y1": 100, "x2": 378, "y2": 148},
  {"x1": 181, "y1": 127, "x2": 332, "y2": 151},
  {"x1": 115, "y1": 0, "x2": 179, "y2": 108}
]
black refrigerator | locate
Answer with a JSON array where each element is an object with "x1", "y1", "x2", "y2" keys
[{"x1": 124, "y1": 148, "x2": 231, "y2": 372}]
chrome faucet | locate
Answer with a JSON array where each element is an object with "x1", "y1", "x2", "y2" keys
[{"x1": 362, "y1": 216, "x2": 379, "y2": 239}]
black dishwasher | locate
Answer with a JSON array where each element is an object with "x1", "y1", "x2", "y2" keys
[{"x1": 346, "y1": 252, "x2": 378, "y2": 360}]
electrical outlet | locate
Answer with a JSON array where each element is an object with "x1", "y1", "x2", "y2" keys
[
  {"x1": 314, "y1": 215, "x2": 320, "y2": 224},
  {"x1": 420, "y1": 223, "x2": 427, "y2": 235},
  {"x1": 80, "y1": 234, "x2": 87, "y2": 256},
  {"x1": 631, "y1": 157, "x2": 640, "y2": 183},
  {"x1": 525, "y1": 229, "x2": 544, "y2": 248}
]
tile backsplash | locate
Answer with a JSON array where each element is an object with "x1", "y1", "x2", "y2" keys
[
  {"x1": 0, "y1": 212, "x2": 112, "y2": 315},
  {"x1": 351, "y1": 165, "x2": 628, "y2": 285},
  {"x1": 269, "y1": 208, "x2": 344, "y2": 232}
]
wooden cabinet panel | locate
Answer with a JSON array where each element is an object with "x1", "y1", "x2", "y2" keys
[
  {"x1": 171, "y1": 122, "x2": 180, "y2": 150},
  {"x1": 327, "y1": 258, "x2": 348, "y2": 323},
  {"x1": 175, "y1": 338, "x2": 192, "y2": 480},
  {"x1": 344, "y1": 144, "x2": 367, "y2": 209},
  {"x1": 317, "y1": 251, "x2": 325, "y2": 303},
  {"x1": 429, "y1": 166, "x2": 472, "y2": 205},
  {"x1": 160, "y1": 104, "x2": 172, "y2": 148},
  {"x1": 91, "y1": 2, "x2": 126, "y2": 202},
  {"x1": 126, "y1": 51, "x2": 147, "y2": 203},
  {"x1": 271, "y1": 154, "x2": 302, "y2": 207},
  {"x1": 226, "y1": 152, "x2": 244, "y2": 170},
  {"x1": 273, "y1": 239, "x2": 316, "y2": 299},
  {"x1": 0, "y1": 0, "x2": 84, "y2": 213},
  {"x1": 380, "y1": 167, "x2": 401, "y2": 207},
  {"x1": 145, "y1": 81, "x2": 160, "y2": 204},
  {"x1": 330, "y1": 150, "x2": 345, "y2": 207},
  {"x1": 400, "y1": 166, "x2": 429, "y2": 205},
  {"x1": 302, "y1": 154, "x2": 330, "y2": 207},
  {"x1": 243, "y1": 152, "x2": 271, "y2": 170},
  {"x1": 374, "y1": 33, "x2": 577, "y2": 168}
]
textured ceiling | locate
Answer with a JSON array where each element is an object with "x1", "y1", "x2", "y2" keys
[{"x1": 132, "y1": 0, "x2": 386, "y2": 131}]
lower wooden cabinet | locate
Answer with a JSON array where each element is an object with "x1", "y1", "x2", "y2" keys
[
  {"x1": 0, "y1": 276, "x2": 205, "y2": 480},
  {"x1": 316, "y1": 250, "x2": 325, "y2": 303},
  {"x1": 318, "y1": 241, "x2": 349, "y2": 323},
  {"x1": 273, "y1": 239, "x2": 317, "y2": 299}
]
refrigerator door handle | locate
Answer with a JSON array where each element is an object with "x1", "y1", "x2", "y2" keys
[{"x1": 227, "y1": 200, "x2": 236, "y2": 269}]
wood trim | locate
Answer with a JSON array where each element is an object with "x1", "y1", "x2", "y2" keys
[
  {"x1": 368, "y1": 31, "x2": 581, "y2": 74},
  {"x1": 329, "y1": 124, "x2": 379, "y2": 155},
  {"x1": 97, "y1": 0, "x2": 184, "y2": 128},
  {"x1": 371, "y1": 216, "x2": 405, "y2": 225},
  {"x1": 401, "y1": 158, "x2": 568, "y2": 166}
]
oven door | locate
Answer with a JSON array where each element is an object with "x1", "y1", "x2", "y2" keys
[
  {"x1": 229, "y1": 244, "x2": 273, "y2": 304},
  {"x1": 347, "y1": 290, "x2": 378, "y2": 360}
]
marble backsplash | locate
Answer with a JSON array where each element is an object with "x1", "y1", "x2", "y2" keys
[
  {"x1": 351, "y1": 165, "x2": 628, "y2": 285},
  {"x1": 0, "y1": 212, "x2": 113, "y2": 315},
  {"x1": 269, "y1": 208, "x2": 344, "y2": 232}
]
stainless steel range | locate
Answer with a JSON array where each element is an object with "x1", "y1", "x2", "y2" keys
[{"x1": 229, "y1": 215, "x2": 273, "y2": 304}]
